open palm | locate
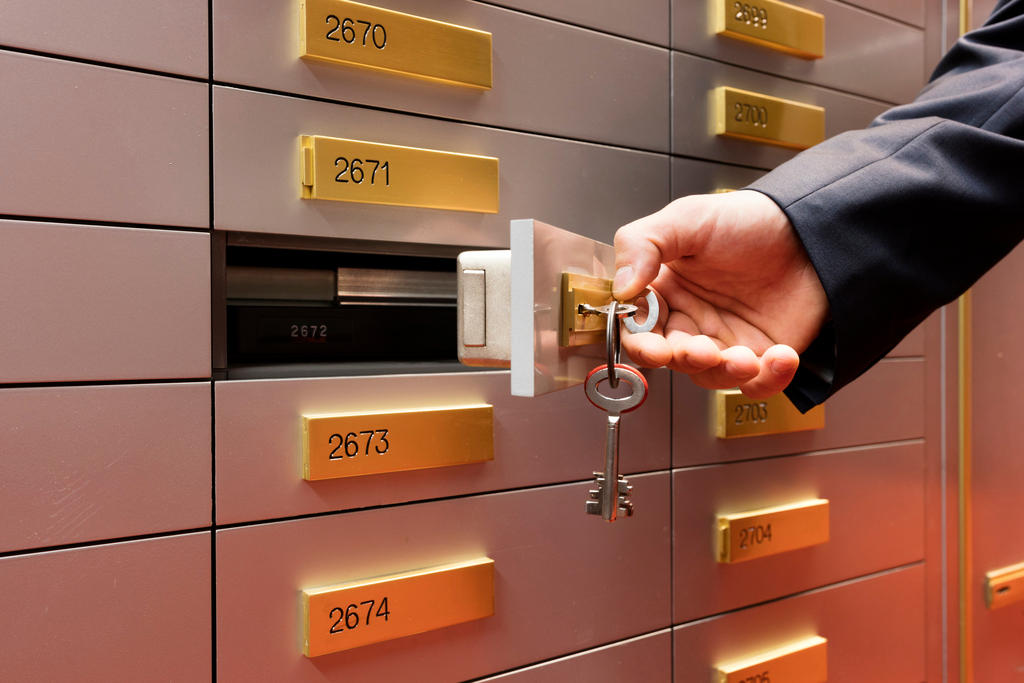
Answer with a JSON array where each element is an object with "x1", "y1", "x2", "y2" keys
[{"x1": 613, "y1": 190, "x2": 829, "y2": 398}]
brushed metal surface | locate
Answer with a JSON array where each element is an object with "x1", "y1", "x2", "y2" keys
[
  {"x1": 0, "y1": 533, "x2": 211, "y2": 682},
  {"x1": 213, "y1": 0, "x2": 669, "y2": 151},
  {"x1": 671, "y1": 156, "x2": 768, "y2": 196},
  {"x1": 510, "y1": 219, "x2": 616, "y2": 396},
  {"x1": 485, "y1": 0, "x2": 669, "y2": 44},
  {"x1": 673, "y1": 443, "x2": 925, "y2": 622},
  {"x1": 214, "y1": 370, "x2": 669, "y2": 523},
  {"x1": 0, "y1": 221, "x2": 210, "y2": 382},
  {"x1": 216, "y1": 474, "x2": 671, "y2": 682},
  {"x1": 889, "y1": 323, "x2": 926, "y2": 356},
  {"x1": 672, "y1": 51, "x2": 887, "y2": 168},
  {"x1": 213, "y1": 87, "x2": 669, "y2": 246},
  {"x1": 0, "y1": 383, "x2": 210, "y2": 552},
  {"x1": 674, "y1": 565, "x2": 926, "y2": 681},
  {"x1": 674, "y1": 0, "x2": 925, "y2": 103},
  {"x1": 0, "y1": 51, "x2": 208, "y2": 227},
  {"x1": 476, "y1": 629, "x2": 672, "y2": 682},
  {"x1": 673, "y1": 358, "x2": 924, "y2": 467},
  {"x1": 0, "y1": 0, "x2": 207, "y2": 76},
  {"x1": 841, "y1": 0, "x2": 925, "y2": 27},
  {"x1": 967, "y1": 242, "x2": 1024, "y2": 680}
]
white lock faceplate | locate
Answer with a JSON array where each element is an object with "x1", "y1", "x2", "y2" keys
[{"x1": 457, "y1": 219, "x2": 617, "y2": 397}]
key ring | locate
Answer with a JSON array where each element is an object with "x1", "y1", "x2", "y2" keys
[
  {"x1": 584, "y1": 364, "x2": 648, "y2": 413},
  {"x1": 604, "y1": 289, "x2": 659, "y2": 387},
  {"x1": 606, "y1": 300, "x2": 622, "y2": 388},
  {"x1": 624, "y1": 289, "x2": 659, "y2": 335}
]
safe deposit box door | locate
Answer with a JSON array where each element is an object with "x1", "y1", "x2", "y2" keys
[{"x1": 457, "y1": 219, "x2": 643, "y2": 396}]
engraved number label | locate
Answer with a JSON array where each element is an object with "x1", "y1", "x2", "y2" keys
[
  {"x1": 733, "y1": 102, "x2": 769, "y2": 128},
  {"x1": 328, "y1": 597, "x2": 391, "y2": 634},
  {"x1": 334, "y1": 157, "x2": 391, "y2": 186},
  {"x1": 291, "y1": 324, "x2": 328, "y2": 339},
  {"x1": 739, "y1": 673, "x2": 770, "y2": 683},
  {"x1": 733, "y1": 401, "x2": 768, "y2": 425},
  {"x1": 328, "y1": 429, "x2": 391, "y2": 459},
  {"x1": 733, "y1": 2, "x2": 769, "y2": 29},
  {"x1": 325, "y1": 15, "x2": 388, "y2": 48},
  {"x1": 738, "y1": 523, "x2": 773, "y2": 549}
]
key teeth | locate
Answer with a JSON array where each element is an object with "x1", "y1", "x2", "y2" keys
[
  {"x1": 618, "y1": 498, "x2": 634, "y2": 517},
  {"x1": 585, "y1": 500, "x2": 602, "y2": 515}
]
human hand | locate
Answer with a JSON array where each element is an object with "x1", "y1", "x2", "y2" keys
[{"x1": 613, "y1": 190, "x2": 828, "y2": 398}]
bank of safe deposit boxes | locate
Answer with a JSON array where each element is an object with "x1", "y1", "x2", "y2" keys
[{"x1": 0, "y1": 1, "x2": 945, "y2": 680}]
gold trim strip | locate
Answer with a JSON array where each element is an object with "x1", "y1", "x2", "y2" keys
[
  {"x1": 300, "y1": 135, "x2": 499, "y2": 213},
  {"x1": 713, "y1": 86, "x2": 825, "y2": 150},
  {"x1": 713, "y1": 0, "x2": 825, "y2": 59},
  {"x1": 302, "y1": 404, "x2": 494, "y2": 481},
  {"x1": 302, "y1": 558, "x2": 495, "y2": 656},
  {"x1": 959, "y1": 291, "x2": 973, "y2": 682},
  {"x1": 301, "y1": 0, "x2": 492, "y2": 89}
]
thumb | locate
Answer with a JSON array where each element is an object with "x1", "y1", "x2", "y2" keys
[{"x1": 612, "y1": 196, "x2": 711, "y2": 300}]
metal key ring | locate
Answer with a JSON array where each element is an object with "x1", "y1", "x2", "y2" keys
[
  {"x1": 585, "y1": 364, "x2": 649, "y2": 414},
  {"x1": 624, "y1": 289, "x2": 659, "y2": 335},
  {"x1": 606, "y1": 300, "x2": 622, "y2": 388}
]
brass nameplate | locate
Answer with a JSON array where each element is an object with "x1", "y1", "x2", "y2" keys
[
  {"x1": 301, "y1": 135, "x2": 499, "y2": 212},
  {"x1": 715, "y1": 636, "x2": 828, "y2": 683},
  {"x1": 302, "y1": 557, "x2": 494, "y2": 656},
  {"x1": 715, "y1": 389, "x2": 825, "y2": 438},
  {"x1": 718, "y1": 499, "x2": 829, "y2": 563},
  {"x1": 302, "y1": 405, "x2": 493, "y2": 481},
  {"x1": 985, "y1": 561, "x2": 1024, "y2": 609},
  {"x1": 300, "y1": 0, "x2": 492, "y2": 88},
  {"x1": 559, "y1": 272, "x2": 613, "y2": 347},
  {"x1": 714, "y1": 0, "x2": 825, "y2": 59},
  {"x1": 713, "y1": 86, "x2": 825, "y2": 150}
]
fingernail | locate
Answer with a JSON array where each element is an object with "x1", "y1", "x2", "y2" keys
[
  {"x1": 770, "y1": 359, "x2": 787, "y2": 374},
  {"x1": 613, "y1": 266, "x2": 634, "y2": 295}
]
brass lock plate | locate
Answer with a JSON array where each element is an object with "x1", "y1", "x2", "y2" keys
[{"x1": 559, "y1": 272, "x2": 614, "y2": 347}]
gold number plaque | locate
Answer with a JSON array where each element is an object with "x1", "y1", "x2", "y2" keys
[
  {"x1": 713, "y1": 86, "x2": 825, "y2": 149},
  {"x1": 718, "y1": 499, "x2": 830, "y2": 563},
  {"x1": 302, "y1": 557, "x2": 495, "y2": 656},
  {"x1": 302, "y1": 404, "x2": 493, "y2": 481},
  {"x1": 714, "y1": 0, "x2": 825, "y2": 59},
  {"x1": 301, "y1": 135, "x2": 499, "y2": 212},
  {"x1": 715, "y1": 389, "x2": 825, "y2": 439},
  {"x1": 985, "y1": 561, "x2": 1024, "y2": 609},
  {"x1": 715, "y1": 636, "x2": 828, "y2": 683},
  {"x1": 301, "y1": 0, "x2": 492, "y2": 88}
]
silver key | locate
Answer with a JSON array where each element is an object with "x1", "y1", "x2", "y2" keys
[{"x1": 584, "y1": 363, "x2": 648, "y2": 521}]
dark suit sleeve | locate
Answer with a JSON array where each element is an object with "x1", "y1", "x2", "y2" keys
[{"x1": 746, "y1": 0, "x2": 1024, "y2": 412}]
